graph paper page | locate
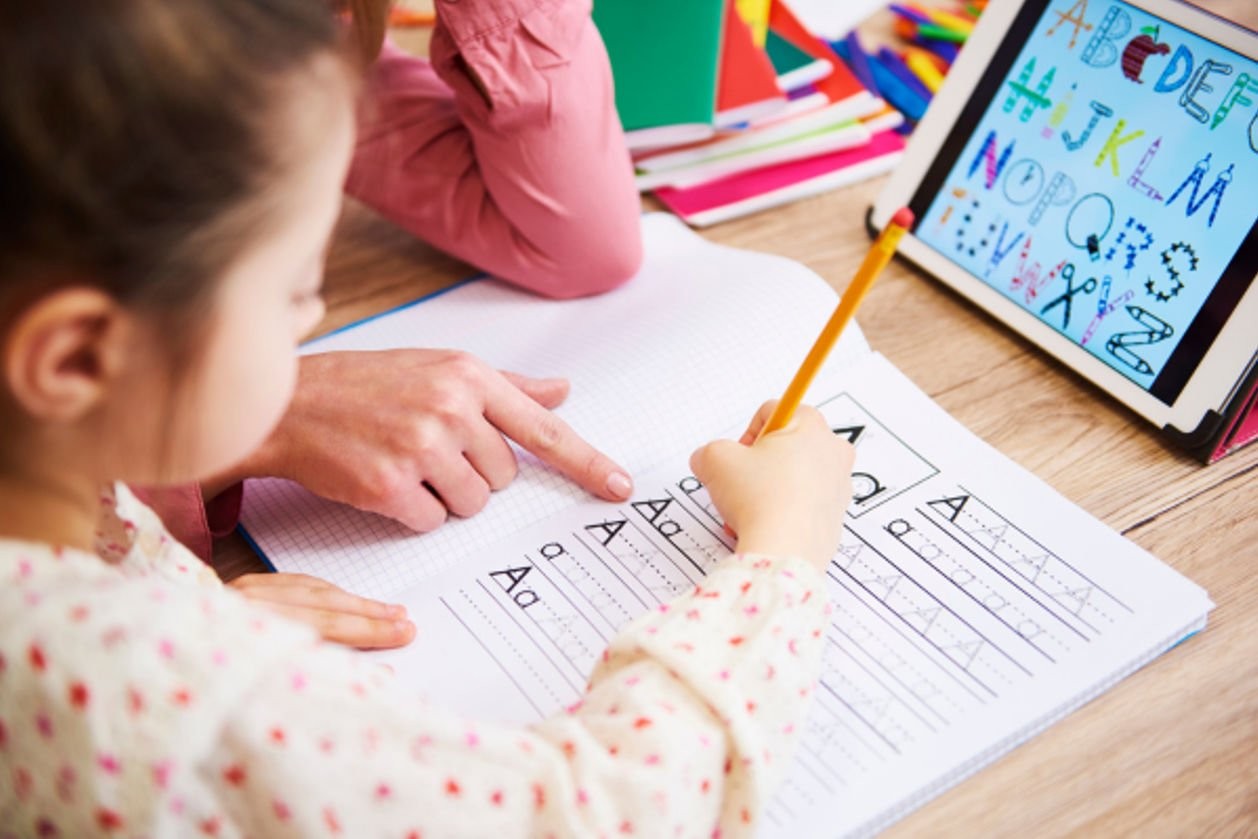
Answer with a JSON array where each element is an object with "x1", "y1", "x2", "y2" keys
[
  {"x1": 240, "y1": 214, "x2": 870, "y2": 598},
  {"x1": 377, "y1": 351, "x2": 1212, "y2": 838}
]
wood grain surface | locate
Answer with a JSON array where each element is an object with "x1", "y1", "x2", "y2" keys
[{"x1": 215, "y1": 3, "x2": 1258, "y2": 835}]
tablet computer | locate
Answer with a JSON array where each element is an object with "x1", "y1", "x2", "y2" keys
[{"x1": 872, "y1": 0, "x2": 1258, "y2": 458}]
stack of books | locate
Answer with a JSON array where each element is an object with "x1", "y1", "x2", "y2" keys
[{"x1": 592, "y1": 0, "x2": 979, "y2": 226}]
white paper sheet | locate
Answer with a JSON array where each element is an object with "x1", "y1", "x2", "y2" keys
[
  {"x1": 379, "y1": 352, "x2": 1211, "y2": 838},
  {"x1": 240, "y1": 214, "x2": 1210, "y2": 837},
  {"x1": 241, "y1": 214, "x2": 868, "y2": 596}
]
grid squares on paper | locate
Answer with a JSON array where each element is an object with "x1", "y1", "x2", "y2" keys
[{"x1": 239, "y1": 215, "x2": 869, "y2": 599}]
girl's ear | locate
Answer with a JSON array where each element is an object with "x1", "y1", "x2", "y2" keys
[{"x1": 3, "y1": 287, "x2": 134, "y2": 423}]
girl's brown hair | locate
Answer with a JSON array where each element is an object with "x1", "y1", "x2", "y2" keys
[
  {"x1": 343, "y1": 0, "x2": 392, "y2": 64},
  {"x1": 0, "y1": 0, "x2": 344, "y2": 334}
]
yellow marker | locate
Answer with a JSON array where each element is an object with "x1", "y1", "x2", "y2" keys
[
  {"x1": 904, "y1": 48, "x2": 946, "y2": 93},
  {"x1": 758, "y1": 208, "x2": 915, "y2": 438},
  {"x1": 736, "y1": 0, "x2": 772, "y2": 47}
]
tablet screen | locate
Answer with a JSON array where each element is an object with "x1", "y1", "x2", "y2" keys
[{"x1": 910, "y1": 0, "x2": 1257, "y2": 404}]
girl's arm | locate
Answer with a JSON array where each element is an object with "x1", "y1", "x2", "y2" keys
[
  {"x1": 212, "y1": 553, "x2": 829, "y2": 837},
  {"x1": 132, "y1": 481, "x2": 417, "y2": 649},
  {"x1": 345, "y1": 0, "x2": 643, "y2": 299},
  {"x1": 60, "y1": 408, "x2": 848, "y2": 835},
  {"x1": 209, "y1": 408, "x2": 851, "y2": 835},
  {"x1": 10, "y1": 547, "x2": 826, "y2": 836}
]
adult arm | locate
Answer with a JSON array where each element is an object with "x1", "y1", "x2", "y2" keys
[
  {"x1": 137, "y1": 352, "x2": 636, "y2": 552},
  {"x1": 346, "y1": 0, "x2": 643, "y2": 298},
  {"x1": 130, "y1": 483, "x2": 241, "y2": 563}
]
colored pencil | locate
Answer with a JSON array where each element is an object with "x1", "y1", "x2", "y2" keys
[
  {"x1": 905, "y1": 48, "x2": 946, "y2": 92},
  {"x1": 838, "y1": 31, "x2": 881, "y2": 96},
  {"x1": 924, "y1": 7, "x2": 975, "y2": 34},
  {"x1": 876, "y1": 47, "x2": 934, "y2": 100},
  {"x1": 917, "y1": 22, "x2": 968, "y2": 43},
  {"x1": 889, "y1": 3, "x2": 933, "y2": 25}
]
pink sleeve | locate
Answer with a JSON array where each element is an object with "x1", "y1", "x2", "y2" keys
[
  {"x1": 345, "y1": 0, "x2": 643, "y2": 299},
  {"x1": 129, "y1": 483, "x2": 244, "y2": 565}
]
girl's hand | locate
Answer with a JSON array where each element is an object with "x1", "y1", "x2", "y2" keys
[
  {"x1": 228, "y1": 572, "x2": 417, "y2": 649},
  {"x1": 690, "y1": 403, "x2": 854, "y2": 571}
]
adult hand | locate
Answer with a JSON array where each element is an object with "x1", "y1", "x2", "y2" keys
[
  {"x1": 228, "y1": 572, "x2": 416, "y2": 649},
  {"x1": 226, "y1": 349, "x2": 633, "y2": 531}
]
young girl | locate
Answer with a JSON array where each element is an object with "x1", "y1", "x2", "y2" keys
[{"x1": 0, "y1": 2, "x2": 854, "y2": 837}]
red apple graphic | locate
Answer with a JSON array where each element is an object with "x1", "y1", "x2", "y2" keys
[{"x1": 1122, "y1": 27, "x2": 1170, "y2": 83}]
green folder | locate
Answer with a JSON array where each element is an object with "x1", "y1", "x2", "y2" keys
[
  {"x1": 592, "y1": 0, "x2": 727, "y2": 148},
  {"x1": 764, "y1": 27, "x2": 833, "y2": 91},
  {"x1": 765, "y1": 28, "x2": 816, "y2": 75}
]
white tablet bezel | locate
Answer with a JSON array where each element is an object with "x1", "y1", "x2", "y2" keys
[{"x1": 872, "y1": 0, "x2": 1258, "y2": 439}]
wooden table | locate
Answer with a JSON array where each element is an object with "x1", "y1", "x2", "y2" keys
[{"x1": 216, "y1": 3, "x2": 1258, "y2": 835}]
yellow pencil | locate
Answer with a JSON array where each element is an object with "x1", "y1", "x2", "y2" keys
[
  {"x1": 758, "y1": 208, "x2": 915, "y2": 438},
  {"x1": 904, "y1": 48, "x2": 946, "y2": 93}
]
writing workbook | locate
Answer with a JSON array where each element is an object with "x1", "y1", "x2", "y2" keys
[{"x1": 241, "y1": 214, "x2": 1211, "y2": 837}]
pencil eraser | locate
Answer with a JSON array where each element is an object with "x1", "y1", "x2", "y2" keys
[{"x1": 891, "y1": 207, "x2": 915, "y2": 228}]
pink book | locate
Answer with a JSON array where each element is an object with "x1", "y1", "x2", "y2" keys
[{"x1": 654, "y1": 128, "x2": 904, "y2": 227}]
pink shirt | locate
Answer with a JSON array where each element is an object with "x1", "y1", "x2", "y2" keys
[{"x1": 144, "y1": 0, "x2": 642, "y2": 560}]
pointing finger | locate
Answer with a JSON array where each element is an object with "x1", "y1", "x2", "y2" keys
[
  {"x1": 499, "y1": 371, "x2": 571, "y2": 410},
  {"x1": 483, "y1": 374, "x2": 633, "y2": 501}
]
